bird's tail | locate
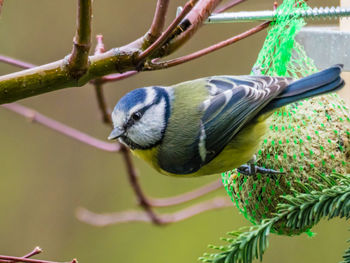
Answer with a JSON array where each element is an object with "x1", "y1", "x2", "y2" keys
[{"x1": 263, "y1": 64, "x2": 345, "y2": 112}]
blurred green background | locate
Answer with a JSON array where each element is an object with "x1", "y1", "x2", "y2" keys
[{"x1": 0, "y1": 0, "x2": 348, "y2": 262}]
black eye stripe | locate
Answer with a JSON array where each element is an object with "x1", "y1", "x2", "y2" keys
[
  {"x1": 125, "y1": 105, "x2": 151, "y2": 128},
  {"x1": 131, "y1": 111, "x2": 142, "y2": 121}
]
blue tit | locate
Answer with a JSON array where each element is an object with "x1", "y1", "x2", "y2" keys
[{"x1": 108, "y1": 65, "x2": 344, "y2": 177}]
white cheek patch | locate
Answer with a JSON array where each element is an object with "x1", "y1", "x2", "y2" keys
[{"x1": 127, "y1": 97, "x2": 166, "y2": 147}]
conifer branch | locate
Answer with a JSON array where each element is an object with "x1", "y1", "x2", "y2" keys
[
  {"x1": 342, "y1": 244, "x2": 350, "y2": 263},
  {"x1": 200, "y1": 180, "x2": 350, "y2": 263}
]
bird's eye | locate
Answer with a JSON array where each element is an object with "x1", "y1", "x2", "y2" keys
[{"x1": 131, "y1": 111, "x2": 142, "y2": 121}]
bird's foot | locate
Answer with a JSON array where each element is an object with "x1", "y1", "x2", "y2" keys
[
  {"x1": 237, "y1": 155, "x2": 284, "y2": 177},
  {"x1": 237, "y1": 165, "x2": 284, "y2": 176}
]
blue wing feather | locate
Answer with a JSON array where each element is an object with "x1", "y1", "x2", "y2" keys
[{"x1": 200, "y1": 76, "x2": 289, "y2": 166}]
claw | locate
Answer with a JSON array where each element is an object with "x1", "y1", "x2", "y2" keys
[{"x1": 237, "y1": 155, "x2": 284, "y2": 177}]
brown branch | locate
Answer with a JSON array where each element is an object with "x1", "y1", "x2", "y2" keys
[
  {"x1": 148, "y1": 178, "x2": 223, "y2": 207},
  {"x1": 0, "y1": 248, "x2": 43, "y2": 263},
  {"x1": 0, "y1": 255, "x2": 72, "y2": 263},
  {"x1": 146, "y1": 21, "x2": 270, "y2": 70},
  {"x1": 92, "y1": 35, "x2": 114, "y2": 124},
  {"x1": 120, "y1": 145, "x2": 164, "y2": 224},
  {"x1": 94, "y1": 34, "x2": 105, "y2": 55},
  {"x1": 0, "y1": 55, "x2": 36, "y2": 69},
  {"x1": 100, "y1": 71, "x2": 139, "y2": 83},
  {"x1": 94, "y1": 82, "x2": 112, "y2": 124},
  {"x1": 149, "y1": 0, "x2": 170, "y2": 41},
  {"x1": 68, "y1": 0, "x2": 92, "y2": 78},
  {"x1": 160, "y1": 0, "x2": 223, "y2": 56},
  {"x1": 0, "y1": 0, "x2": 225, "y2": 104},
  {"x1": 2, "y1": 103, "x2": 120, "y2": 152},
  {"x1": 22, "y1": 248, "x2": 42, "y2": 259},
  {"x1": 137, "y1": 0, "x2": 198, "y2": 62},
  {"x1": 76, "y1": 197, "x2": 232, "y2": 226},
  {"x1": 214, "y1": 0, "x2": 246, "y2": 13}
]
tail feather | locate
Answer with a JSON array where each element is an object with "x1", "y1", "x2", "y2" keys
[
  {"x1": 278, "y1": 64, "x2": 343, "y2": 98},
  {"x1": 263, "y1": 64, "x2": 345, "y2": 113}
]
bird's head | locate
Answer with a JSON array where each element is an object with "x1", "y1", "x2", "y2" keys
[{"x1": 108, "y1": 86, "x2": 172, "y2": 150}]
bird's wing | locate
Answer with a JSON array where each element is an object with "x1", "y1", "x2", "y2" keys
[
  {"x1": 158, "y1": 75, "x2": 291, "y2": 175},
  {"x1": 200, "y1": 75, "x2": 291, "y2": 165}
]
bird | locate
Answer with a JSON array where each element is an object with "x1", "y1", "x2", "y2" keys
[{"x1": 108, "y1": 65, "x2": 344, "y2": 177}]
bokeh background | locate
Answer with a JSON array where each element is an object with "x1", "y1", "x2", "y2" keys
[{"x1": 0, "y1": 0, "x2": 348, "y2": 262}]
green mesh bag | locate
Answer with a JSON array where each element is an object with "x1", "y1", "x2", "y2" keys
[{"x1": 222, "y1": 0, "x2": 350, "y2": 235}]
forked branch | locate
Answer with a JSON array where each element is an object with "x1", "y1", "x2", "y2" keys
[
  {"x1": 0, "y1": 0, "x2": 228, "y2": 104},
  {"x1": 0, "y1": 247, "x2": 75, "y2": 263}
]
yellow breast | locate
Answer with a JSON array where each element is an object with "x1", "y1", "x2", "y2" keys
[
  {"x1": 132, "y1": 119, "x2": 267, "y2": 177},
  {"x1": 192, "y1": 120, "x2": 267, "y2": 176}
]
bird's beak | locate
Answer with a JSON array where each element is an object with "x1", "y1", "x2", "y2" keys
[{"x1": 108, "y1": 127, "x2": 125, "y2": 140}]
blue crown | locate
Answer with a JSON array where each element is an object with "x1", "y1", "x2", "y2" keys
[{"x1": 114, "y1": 88, "x2": 147, "y2": 112}]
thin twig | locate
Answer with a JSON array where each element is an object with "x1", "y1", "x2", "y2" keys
[
  {"x1": 94, "y1": 82, "x2": 112, "y2": 124},
  {"x1": 100, "y1": 71, "x2": 139, "y2": 83},
  {"x1": 0, "y1": 256, "x2": 67, "y2": 263},
  {"x1": 161, "y1": 0, "x2": 223, "y2": 56},
  {"x1": 120, "y1": 145, "x2": 164, "y2": 224},
  {"x1": 137, "y1": 0, "x2": 198, "y2": 62},
  {"x1": 149, "y1": 0, "x2": 170, "y2": 41},
  {"x1": 1, "y1": 103, "x2": 120, "y2": 152},
  {"x1": 68, "y1": 0, "x2": 92, "y2": 77},
  {"x1": 146, "y1": 21, "x2": 270, "y2": 70},
  {"x1": 0, "y1": 248, "x2": 43, "y2": 263},
  {"x1": 0, "y1": 55, "x2": 36, "y2": 69},
  {"x1": 23, "y1": 248, "x2": 42, "y2": 259},
  {"x1": 214, "y1": 0, "x2": 246, "y2": 13},
  {"x1": 93, "y1": 35, "x2": 113, "y2": 124},
  {"x1": 94, "y1": 34, "x2": 105, "y2": 55},
  {"x1": 148, "y1": 179, "x2": 223, "y2": 207},
  {"x1": 76, "y1": 197, "x2": 232, "y2": 226}
]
